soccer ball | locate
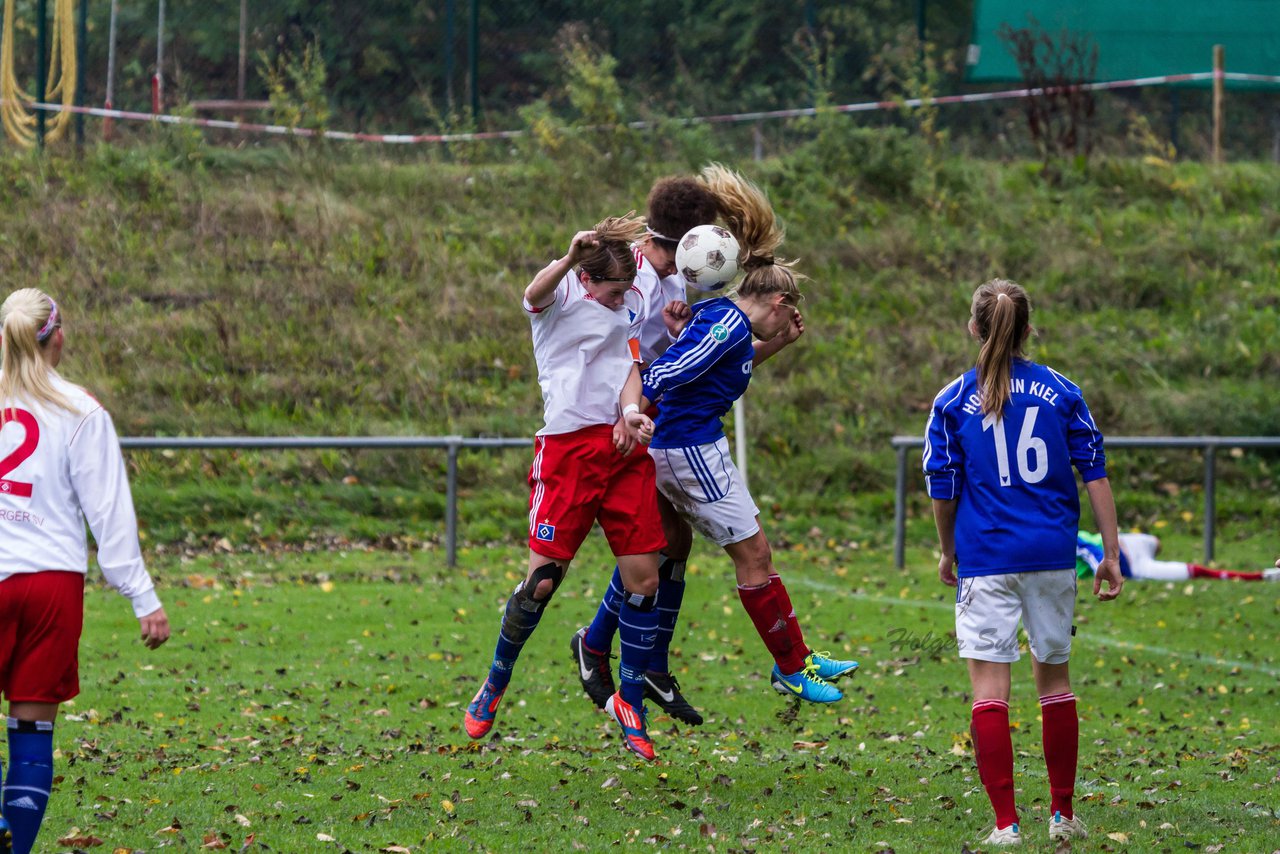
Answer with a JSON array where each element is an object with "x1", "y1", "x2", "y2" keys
[{"x1": 676, "y1": 224, "x2": 740, "y2": 292}]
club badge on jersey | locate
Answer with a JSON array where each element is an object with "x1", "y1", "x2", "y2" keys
[{"x1": 535, "y1": 522, "x2": 556, "y2": 543}]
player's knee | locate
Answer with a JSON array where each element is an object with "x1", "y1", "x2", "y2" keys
[
  {"x1": 622, "y1": 587, "x2": 658, "y2": 611},
  {"x1": 517, "y1": 562, "x2": 565, "y2": 611}
]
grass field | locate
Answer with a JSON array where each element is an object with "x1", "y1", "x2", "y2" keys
[{"x1": 42, "y1": 534, "x2": 1279, "y2": 852}]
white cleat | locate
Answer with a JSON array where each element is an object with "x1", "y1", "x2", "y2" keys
[
  {"x1": 982, "y1": 822, "x2": 1021, "y2": 846},
  {"x1": 1262, "y1": 567, "x2": 1280, "y2": 582},
  {"x1": 1048, "y1": 811, "x2": 1088, "y2": 841}
]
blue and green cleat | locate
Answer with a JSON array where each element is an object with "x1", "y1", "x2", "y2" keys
[
  {"x1": 806, "y1": 650, "x2": 859, "y2": 680},
  {"x1": 770, "y1": 664, "x2": 843, "y2": 703},
  {"x1": 0, "y1": 810, "x2": 10, "y2": 853}
]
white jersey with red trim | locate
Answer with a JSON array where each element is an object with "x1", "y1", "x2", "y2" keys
[
  {"x1": 0, "y1": 373, "x2": 161, "y2": 617},
  {"x1": 524, "y1": 272, "x2": 646, "y2": 436},
  {"x1": 632, "y1": 247, "x2": 689, "y2": 364}
]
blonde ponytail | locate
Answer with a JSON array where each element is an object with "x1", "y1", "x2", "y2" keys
[
  {"x1": 698, "y1": 163, "x2": 785, "y2": 271},
  {"x1": 970, "y1": 279, "x2": 1031, "y2": 418},
  {"x1": 0, "y1": 288, "x2": 77, "y2": 422}
]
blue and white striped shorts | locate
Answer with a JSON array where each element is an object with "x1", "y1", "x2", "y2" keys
[{"x1": 649, "y1": 437, "x2": 760, "y2": 547}]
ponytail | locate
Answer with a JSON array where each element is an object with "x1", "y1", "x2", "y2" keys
[
  {"x1": 698, "y1": 163, "x2": 785, "y2": 272},
  {"x1": 0, "y1": 288, "x2": 77, "y2": 423},
  {"x1": 698, "y1": 163, "x2": 803, "y2": 305},
  {"x1": 970, "y1": 279, "x2": 1031, "y2": 418}
]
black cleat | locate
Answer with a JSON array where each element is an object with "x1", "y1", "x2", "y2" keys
[
  {"x1": 570, "y1": 627, "x2": 615, "y2": 709},
  {"x1": 644, "y1": 670, "x2": 704, "y2": 726}
]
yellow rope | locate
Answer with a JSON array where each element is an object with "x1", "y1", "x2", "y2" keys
[{"x1": 1, "y1": 0, "x2": 77, "y2": 147}]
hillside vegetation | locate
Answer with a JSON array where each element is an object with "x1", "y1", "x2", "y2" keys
[{"x1": 0, "y1": 130, "x2": 1275, "y2": 553}]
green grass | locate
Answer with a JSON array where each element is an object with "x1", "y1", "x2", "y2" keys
[
  {"x1": 44, "y1": 537, "x2": 1280, "y2": 851},
  {"x1": 0, "y1": 138, "x2": 1276, "y2": 549}
]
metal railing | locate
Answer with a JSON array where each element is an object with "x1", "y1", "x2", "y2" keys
[
  {"x1": 120, "y1": 435, "x2": 532, "y2": 567},
  {"x1": 891, "y1": 435, "x2": 1280, "y2": 569}
]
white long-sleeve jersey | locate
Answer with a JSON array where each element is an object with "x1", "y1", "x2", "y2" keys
[{"x1": 0, "y1": 374, "x2": 161, "y2": 618}]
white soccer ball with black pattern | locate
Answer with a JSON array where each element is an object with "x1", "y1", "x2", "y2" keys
[{"x1": 676, "y1": 224, "x2": 740, "y2": 292}]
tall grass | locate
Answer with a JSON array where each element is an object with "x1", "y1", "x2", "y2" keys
[{"x1": 0, "y1": 127, "x2": 1275, "y2": 550}]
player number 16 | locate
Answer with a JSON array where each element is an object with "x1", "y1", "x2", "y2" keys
[{"x1": 981, "y1": 406, "x2": 1048, "y2": 487}]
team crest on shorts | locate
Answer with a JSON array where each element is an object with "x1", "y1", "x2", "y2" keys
[
  {"x1": 710, "y1": 323, "x2": 729, "y2": 342},
  {"x1": 535, "y1": 522, "x2": 556, "y2": 542}
]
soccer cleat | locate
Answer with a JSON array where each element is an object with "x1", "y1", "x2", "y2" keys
[
  {"x1": 770, "y1": 664, "x2": 843, "y2": 703},
  {"x1": 644, "y1": 671, "x2": 704, "y2": 726},
  {"x1": 570, "y1": 627, "x2": 615, "y2": 708},
  {"x1": 0, "y1": 811, "x2": 11, "y2": 853},
  {"x1": 1263, "y1": 567, "x2": 1280, "y2": 582},
  {"x1": 464, "y1": 678, "x2": 505, "y2": 739},
  {"x1": 1048, "y1": 811, "x2": 1087, "y2": 841},
  {"x1": 604, "y1": 692, "x2": 655, "y2": 761},
  {"x1": 982, "y1": 822, "x2": 1022, "y2": 846},
  {"x1": 805, "y1": 650, "x2": 859, "y2": 680}
]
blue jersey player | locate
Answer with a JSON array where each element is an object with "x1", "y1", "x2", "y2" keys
[
  {"x1": 577, "y1": 165, "x2": 858, "y2": 715},
  {"x1": 924, "y1": 278, "x2": 1123, "y2": 848}
]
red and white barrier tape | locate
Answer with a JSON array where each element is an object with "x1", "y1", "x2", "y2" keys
[{"x1": 12, "y1": 70, "x2": 1280, "y2": 145}]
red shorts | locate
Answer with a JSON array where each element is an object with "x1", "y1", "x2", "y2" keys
[
  {"x1": 0, "y1": 571, "x2": 85, "y2": 704},
  {"x1": 528, "y1": 424, "x2": 667, "y2": 561}
]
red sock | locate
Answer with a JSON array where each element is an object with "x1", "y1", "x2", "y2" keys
[
  {"x1": 738, "y1": 582, "x2": 806, "y2": 674},
  {"x1": 1189, "y1": 564, "x2": 1264, "y2": 581},
  {"x1": 768, "y1": 574, "x2": 810, "y2": 660},
  {"x1": 971, "y1": 699, "x2": 1018, "y2": 829},
  {"x1": 1040, "y1": 692, "x2": 1078, "y2": 819}
]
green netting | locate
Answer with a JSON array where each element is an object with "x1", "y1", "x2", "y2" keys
[{"x1": 966, "y1": 0, "x2": 1280, "y2": 87}]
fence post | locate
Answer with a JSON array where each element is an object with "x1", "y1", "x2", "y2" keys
[
  {"x1": 1212, "y1": 44, "x2": 1224, "y2": 164},
  {"x1": 894, "y1": 441, "x2": 908, "y2": 569},
  {"x1": 1203, "y1": 443, "x2": 1216, "y2": 564},
  {"x1": 446, "y1": 437, "x2": 461, "y2": 567}
]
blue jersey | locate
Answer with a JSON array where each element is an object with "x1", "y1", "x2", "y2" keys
[
  {"x1": 923, "y1": 359, "x2": 1107, "y2": 578},
  {"x1": 642, "y1": 298, "x2": 754, "y2": 450}
]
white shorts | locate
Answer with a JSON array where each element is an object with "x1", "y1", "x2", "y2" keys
[
  {"x1": 954, "y1": 569, "x2": 1077, "y2": 664},
  {"x1": 649, "y1": 438, "x2": 760, "y2": 547}
]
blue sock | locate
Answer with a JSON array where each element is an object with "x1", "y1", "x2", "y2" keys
[
  {"x1": 583, "y1": 566, "x2": 625, "y2": 653},
  {"x1": 487, "y1": 580, "x2": 551, "y2": 691},
  {"x1": 4, "y1": 718, "x2": 54, "y2": 854},
  {"x1": 617, "y1": 591, "x2": 659, "y2": 711},
  {"x1": 650, "y1": 557, "x2": 687, "y2": 674}
]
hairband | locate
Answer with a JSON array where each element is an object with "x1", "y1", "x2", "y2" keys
[
  {"x1": 996, "y1": 292, "x2": 1011, "y2": 303},
  {"x1": 646, "y1": 226, "x2": 678, "y2": 243},
  {"x1": 36, "y1": 298, "x2": 59, "y2": 342}
]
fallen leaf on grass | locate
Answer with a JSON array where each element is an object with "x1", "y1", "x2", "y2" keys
[
  {"x1": 1107, "y1": 832, "x2": 1129, "y2": 842},
  {"x1": 58, "y1": 833, "x2": 105, "y2": 847},
  {"x1": 202, "y1": 833, "x2": 229, "y2": 849}
]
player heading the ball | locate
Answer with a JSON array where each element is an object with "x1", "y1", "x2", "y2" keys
[{"x1": 464, "y1": 215, "x2": 669, "y2": 762}]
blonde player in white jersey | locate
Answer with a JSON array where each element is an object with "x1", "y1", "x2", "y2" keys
[{"x1": 0, "y1": 288, "x2": 170, "y2": 854}]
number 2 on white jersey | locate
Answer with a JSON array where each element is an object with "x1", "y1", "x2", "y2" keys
[
  {"x1": 0, "y1": 408, "x2": 39, "y2": 497},
  {"x1": 982, "y1": 406, "x2": 1048, "y2": 486}
]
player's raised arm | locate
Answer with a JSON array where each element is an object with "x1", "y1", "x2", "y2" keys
[
  {"x1": 524, "y1": 230, "x2": 599, "y2": 309},
  {"x1": 753, "y1": 304, "x2": 804, "y2": 365}
]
